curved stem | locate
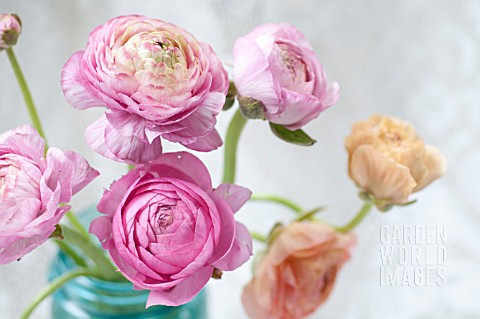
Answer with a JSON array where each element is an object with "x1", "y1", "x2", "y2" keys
[
  {"x1": 20, "y1": 268, "x2": 102, "y2": 319},
  {"x1": 54, "y1": 239, "x2": 87, "y2": 268},
  {"x1": 65, "y1": 211, "x2": 90, "y2": 239},
  {"x1": 337, "y1": 201, "x2": 373, "y2": 233},
  {"x1": 61, "y1": 225, "x2": 121, "y2": 281},
  {"x1": 250, "y1": 231, "x2": 268, "y2": 243},
  {"x1": 6, "y1": 48, "x2": 47, "y2": 142},
  {"x1": 222, "y1": 109, "x2": 248, "y2": 184},
  {"x1": 250, "y1": 194, "x2": 304, "y2": 213}
]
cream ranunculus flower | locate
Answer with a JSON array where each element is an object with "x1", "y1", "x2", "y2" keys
[{"x1": 345, "y1": 115, "x2": 447, "y2": 209}]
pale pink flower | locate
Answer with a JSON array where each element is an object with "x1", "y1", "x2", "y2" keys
[
  {"x1": 61, "y1": 15, "x2": 229, "y2": 164},
  {"x1": 242, "y1": 222, "x2": 355, "y2": 319},
  {"x1": 0, "y1": 126, "x2": 99, "y2": 264},
  {"x1": 0, "y1": 14, "x2": 22, "y2": 51},
  {"x1": 233, "y1": 23, "x2": 339, "y2": 129},
  {"x1": 90, "y1": 151, "x2": 252, "y2": 306}
]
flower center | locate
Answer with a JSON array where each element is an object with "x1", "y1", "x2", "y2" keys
[
  {"x1": 125, "y1": 32, "x2": 187, "y2": 70},
  {"x1": 156, "y1": 205, "x2": 175, "y2": 233},
  {"x1": 277, "y1": 43, "x2": 308, "y2": 83}
]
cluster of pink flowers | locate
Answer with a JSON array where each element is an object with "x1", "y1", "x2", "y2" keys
[
  {"x1": 0, "y1": 12, "x2": 446, "y2": 319},
  {"x1": 0, "y1": 13, "x2": 344, "y2": 316}
]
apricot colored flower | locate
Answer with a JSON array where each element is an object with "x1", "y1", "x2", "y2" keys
[
  {"x1": 345, "y1": 115, "x2": 447, "y2": 207},
  {"x1": 242, "y1": 222, "x2": 355, "y2": 319}
]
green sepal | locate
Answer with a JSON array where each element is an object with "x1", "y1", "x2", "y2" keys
[
  {"x1": 238, "y1": 96, "x2": 266, "y2": 119},
  {"x1": 223, "y1": 81, "x2": 238, "y2": 111},
  {"x1": 269, "y1": 123, "x2": 316, "y2": 146},
  {"x1": 49, "y1": 224, "x2": 64, "y2": 240}
]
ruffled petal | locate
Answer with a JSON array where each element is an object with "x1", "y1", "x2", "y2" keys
[
  {"x1": 213, "y1": 221, "x2": 252, "y2": 271},
  {"x1": 61, "y1": 51, "x2": 100, "y2": 110},
  {"x1": 85, "y1": 115, "x2": 163, "y2": 164}
]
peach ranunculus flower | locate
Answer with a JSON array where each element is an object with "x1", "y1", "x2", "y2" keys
[
  {"x1": 242, "y1": 222, "x2": 355, "y2": 319},
  {"x1": 345, "y1": 115, "x2": 447, "y2": 210}
]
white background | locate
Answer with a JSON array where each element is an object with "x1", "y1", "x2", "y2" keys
[{"x1": 0, "y1": 1, "x2": 479, "y2": 318}]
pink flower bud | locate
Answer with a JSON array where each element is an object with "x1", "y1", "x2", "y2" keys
[
  {"x1": 0, "y1": 14, "x2": 21, "y2": 51},
  {"x1": 233, "y1": 23, "x2": 339, "y2": 130}
]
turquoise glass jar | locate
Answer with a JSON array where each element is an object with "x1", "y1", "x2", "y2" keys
[{"x1": 49, "y1": 207, "x2": 208, "y2": 318}]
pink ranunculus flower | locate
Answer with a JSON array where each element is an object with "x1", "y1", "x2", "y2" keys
[
  {"x1": 0, "y1": 126, "x2": 99, "y2": 264},
  {"x1": 61, "y1": 15, "x2": 229, "y2": 164},
  {"x1": 233, "y1": 23, "x2": 339, "y2": 129},
  {"x1": 90, "y1": 151, "x2": 253, "y2": 306},
  {"x1": 0, "y1": 13, "x2": 22, "y2": 51},
  {"x1": 242, "y1": 222, "x2": 355, "y2": 319}
]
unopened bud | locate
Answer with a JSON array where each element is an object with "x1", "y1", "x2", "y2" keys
[{"x1": 0, "y1": 14, "x2": 22, "y2": 51}]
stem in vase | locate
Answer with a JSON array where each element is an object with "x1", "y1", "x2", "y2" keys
[
  {"x1": 19, "y1": 268, "x2": 102, "y2": 319},
  {"x1": 222, "y1": 109, "x2": 248, "y2": 184}
]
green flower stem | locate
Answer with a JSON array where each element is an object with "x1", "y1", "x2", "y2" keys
[
  {"x1": 61, "y1": 225, "x2": 121, "y2": 281},
  {"x1": 65, "y1": 211, "x2": 90, "y2": 239},
  {"x1": 20, "y1": 268, "x2": 102, "y2": 319},
  {"x1": 250, "y1": 194, "x2": 304, "y2": 214},
  {"x1": 53, "y1": 239, "x2": 88, "y2": 268},
  {"x1": 222, "y1": 109, "x2": 248, "y2": 184},
  {"x1": 337, "y1": 201, "x2": 374, "y2": 233},
  {"x1": 250, "y1": 231, "x2": 268, "y2": 243},
  {"x1": 6, "y1": 48, "x2": 47, "y2": 142}
]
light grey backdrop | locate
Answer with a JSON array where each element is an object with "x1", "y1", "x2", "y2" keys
[{"x1": 0, "y1": 1, "x2": 479, "y2": 318}]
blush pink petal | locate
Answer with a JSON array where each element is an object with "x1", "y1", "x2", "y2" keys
[
  {"x1": 213, "y1": 221, "x2": 253, "y2": 271},
  {"x1": 60, "y1": 51, "x2": 100, "y2": 110},
  {"x1": 233, "y1": 36, "x2": 282, "y2": 112},
  {"x1": 181, "y1": 129, "x2": 223, "y2": 152},
  {"x1": 148, "y1": 152, "x2": 212, "y2": 192},
  {"x1": 85, "y1": 115, "x2": 163, "y2": 164},
  {"x1": 146, "y1": 265, "x2": 213, "y2": 307},
  {"x1": 0, "y1": 125, "x2": 45, "y2": 161},
  {"x1": 206, "y1": 197, "x2": 236, "y2": 265},
  {"x1": 105, "y1": 111, "x2": 149, "y2": 141},
  {"x1": 63, "y1": 150, "x2": 100, "y2": 195},
  {"x1": 212, "y1": 183, "x2": 252, "y2": 214}
]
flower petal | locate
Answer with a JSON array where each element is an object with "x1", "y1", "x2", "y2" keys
[
  {"x1": 213, "y1": 221, "x2": 252, "y2": 271},
  {"x1": 146, "y1": 265, "x2": 213, "y2": 307},
  {"x1": 85, "y1": 115, "x2": 163, "y2": 164},
  {"x1": 212, "y1": 183, "x2": 252, "y2": 214},
  {"x1": 351, "y1": 145, "x2": 417, "y2": 203},
  {"x1": 61, "y1": 51, "x2": 100, "y2": 110}
]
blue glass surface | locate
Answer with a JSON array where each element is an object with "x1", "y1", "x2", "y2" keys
[{"x1": 49, "y1": 207, "x2": 208, "y2": 319}]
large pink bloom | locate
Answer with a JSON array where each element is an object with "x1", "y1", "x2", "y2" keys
[
  {"x1": 0, "y1": 126, "x2": 99, "y2": 264},
  {"x1": 61, "y1": 15, "x2": 229, "y2": 164},
  {"x1": 233, "y1": 23, "x2": 339, "y2": 130},
  {"x1": 90, "y1": 151, "x2": 253, "y2": 306},
  {"x1": 242, "y1": 222, "x2": 355, "y2": 319}
]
